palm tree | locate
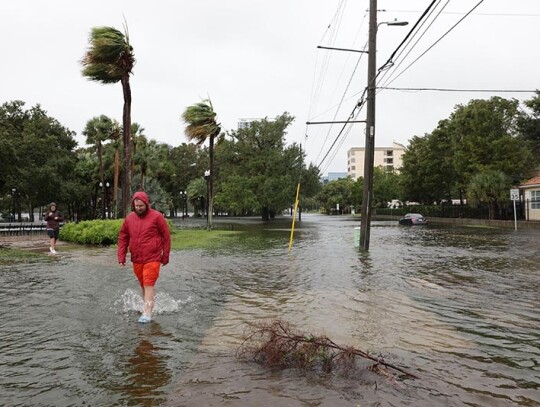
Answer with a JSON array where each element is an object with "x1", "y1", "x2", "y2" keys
[
  {"x1": 467, "y1": 170, "x2": 510, "y2": 220},
  {"x1": 81, "y1": 25, "x2": 135, "y2": 217},
  {"x1": 182, "y1": 99, "x2": 221, "y2": 230},
  {"x1": 83, "y1": 115, "x2": 114, "y2": 219},
  {"x1": 130, "y1": 122, "x2": 146, "y2": 189}
]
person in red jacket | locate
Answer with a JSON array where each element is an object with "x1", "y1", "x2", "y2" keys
[{"x1": 118, "y1": 191, "x2": 171, "y2": 323}]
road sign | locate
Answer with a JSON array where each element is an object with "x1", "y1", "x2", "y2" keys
[{"x1": 510, "y1": 189, "x2": 519, "y2": 201}]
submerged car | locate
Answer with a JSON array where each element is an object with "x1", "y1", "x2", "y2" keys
[{"x1": 399, "y1": 213, "x2": 428, "y2": 226}]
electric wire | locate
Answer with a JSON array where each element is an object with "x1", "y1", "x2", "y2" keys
[
  {"x1": 307, "y1": 0, "x2": 349, "y2": 159},
  {"x1": 378, "y1": 0, "x2": 446, "y2": 88},
  {"x1": 316, "y1": 1, "x2": 439, "y2": 172},
  {"x1": 312, "y1": 11, "x2": 368, "y2": 166},
  {"x1": 313, "y1": 40, "x2": 368, "y2": 165},
  {"x1": 378, "y1": 87, "x2": 537, "y2": 93},
  {"x1": 383, "y1": 0, "x2": 485, "y2": 87}
]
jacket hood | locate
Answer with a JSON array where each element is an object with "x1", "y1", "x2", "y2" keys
[{"x1": 131, "y1": 191, "x2": 150, "y2": 209}]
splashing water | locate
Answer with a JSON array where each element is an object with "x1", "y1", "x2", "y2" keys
[{"x1": 113, "y1": 288, "x2": 192, "y2": 314}]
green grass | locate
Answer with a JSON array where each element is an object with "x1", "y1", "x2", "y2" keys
[
  {"x1": 59, "y1": 219, "x2": 244, "y2": 250},
  {"x1": 171, "y1": 229, "x2": 242, "y2": 250},
  {"x1": 463, "y1": 224, "x2": 498, "y2": 229},
  {"x1": 0, "y1": 247, "x2": 45, "y2": 265}
]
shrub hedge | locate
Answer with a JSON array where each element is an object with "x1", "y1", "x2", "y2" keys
[{"x1": 60, "y1": 219, "x2": 124, "y2": 245}]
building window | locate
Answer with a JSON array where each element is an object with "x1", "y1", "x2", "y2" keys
[
  {"x1": 351, "y1": 165, "x2": 355, "y2": 171},
  {"x1": 532, "y1": 191, "x2": 540, "y2": 209},
  {"x1": 350, "y1": 158, "x2": 355, "y2": 163},
  {"x1": 386, "y1": 150, "x2": 393, "y2": 156}
]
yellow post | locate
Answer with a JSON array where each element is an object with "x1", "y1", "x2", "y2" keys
[{"x1": 288, "y1": 182, "x2": 301, "y2": 252}]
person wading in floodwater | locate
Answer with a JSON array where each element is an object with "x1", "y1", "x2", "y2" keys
[
  {"x1": 44, "y1": 202, "x2": 64, "y2": 254},
  {"x1": 117, "y1": 191, "x2": 171, "y2": 323}
]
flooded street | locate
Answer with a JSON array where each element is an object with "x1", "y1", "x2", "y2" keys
[{"x1": 1, "y1": 214, "x2": 539, "y2": 406}]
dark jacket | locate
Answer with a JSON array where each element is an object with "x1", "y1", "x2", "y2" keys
[
  {"x1": 44, "y1": 203, "x2": 64, "y2": 230},
  {"x1": 117, "y1": 191, "x2": 171, "y2": 265}
]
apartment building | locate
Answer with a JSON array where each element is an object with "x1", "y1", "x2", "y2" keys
[{"x1": 347, "y1": 142, "x2": 406, "y2": 180}]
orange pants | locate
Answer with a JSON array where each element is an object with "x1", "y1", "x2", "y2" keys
[{"x1": 133, "y1": 262, "x2": 161, "y2": 287}]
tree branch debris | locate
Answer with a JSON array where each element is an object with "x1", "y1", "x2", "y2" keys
[{"x1": 237, "y1": 319, "x2": 419, "y2": 380}]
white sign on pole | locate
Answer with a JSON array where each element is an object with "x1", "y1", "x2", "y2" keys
[
  {"x1": 510, "y1": 189, "x2": 519, "y2": 201},
  {"x1": 510, "y1": 189, "x2": 519, "y2": 231}
]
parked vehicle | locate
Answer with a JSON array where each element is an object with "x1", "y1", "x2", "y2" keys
[{"x1": 399, "y1": 213, "x2": 428, "y2": 226}]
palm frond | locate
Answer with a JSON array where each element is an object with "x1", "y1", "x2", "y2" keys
[
  {"x1": 81, "y1": 26, "x2": 135, "y2": 82},
  {"x1": 181, "y1": 99, "x2": 221, "y2": 144}
]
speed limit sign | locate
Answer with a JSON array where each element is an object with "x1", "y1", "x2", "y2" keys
[{"x1": 510, "y1": 189, "x2": 519, "y2": 201}]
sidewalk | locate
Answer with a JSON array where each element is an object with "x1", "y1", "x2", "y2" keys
[{"x1": 0, "y1": 234, "x2": 56, "y2": 251}]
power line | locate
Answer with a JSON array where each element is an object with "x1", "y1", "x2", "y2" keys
[
  {"x1": 384, "y1": 10, "x2": 540, "y2": 17},
  {"x1": 316, "y1": 1, "x2": 440, "y2": 171},
  {"x1": 378, "y1": 87, "x2": 538, "y2": 93},
  {"x1": 383, "y1": 0, "x2": 485, "y2": 87},
  {"x1": 378, "y1": 0, "x2": 447, "y2": 87}
]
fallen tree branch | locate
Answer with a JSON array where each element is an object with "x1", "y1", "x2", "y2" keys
[{"x1": 237, "y1": 319, "x2": 419, "y2": 380}]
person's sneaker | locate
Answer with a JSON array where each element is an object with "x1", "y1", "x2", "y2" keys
[
  {"x1": 138, "y1": 315, "x2": 151, "y2": 324},
  {"x1": 49, "y1": 247, "x2": 56, "y2": 254}
]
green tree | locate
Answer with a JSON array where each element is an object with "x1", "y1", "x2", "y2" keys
[
  {"x1": 373, "y1": 167, "x2": 401, "y2": 208},
  {"x1": 467, "y1": 170, "x2": 510, "y2": 220},
  {"x1": 182, "y1": 99, "x2": 221, "y2": 229},
  {"x1": 215, "y1": 113, "x2": 301, "y2": 220},
  {"x1": 81, "y1": 25, "x2": 135, "y2": 217},
  {"x1": 317, "y1": 178, "x2": 355, "y2": 214},
  {"x1": 517, "y1": 90, "x2": 540, "y2": 166},
  {"x1": 0, "y1": 101, "x2": 77, "y2": 220},
  {"x1": 401, "y1": 97, "x2": 533, "y2": 205},
  {"x1": 401, "y1": 124, "x2": 455, "y2": 204},
  {"x1": 187, "y1": 177, "x2": 207, "y2": 217},
  {"x1": 298, "y1": 164, "x2": 323, "y2": 215},
  {"x1": 213, "y1": 175, "x2": 258, "y2": 216},
  {"x1": 449, "y1": 97, "x2": 531, "y2": 195},
  {"x1": 82, "y1": 115, "x2": 115, "y2": 218},
  {"x1": 165, "y1": 143, "x2": 206, "y2": 217}
]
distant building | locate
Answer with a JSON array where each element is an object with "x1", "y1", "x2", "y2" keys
[
  {"x1": 238, "y1": 117, "x2": 275, "y2": 130},
  {"x1": 347, "y1": 141, "x2": 406, "y2": 180},
  {"x1": 520, "y1": 175, "x2": 540, "y2": 221},
  {"x1": 321, "y1": 172, "x2": 348, "y2": 184}
]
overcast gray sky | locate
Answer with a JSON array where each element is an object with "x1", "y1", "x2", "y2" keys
[{"x1": 2, "y1": 1, "x2": 539, "y2": 174}]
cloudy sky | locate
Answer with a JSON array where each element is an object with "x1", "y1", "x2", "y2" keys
[{"x1": 2, "y1": 1, "x2": 539, "y2": 174}]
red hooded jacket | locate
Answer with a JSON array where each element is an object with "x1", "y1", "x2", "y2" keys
[{"x1": 117, "y1": 191, "x2": 171, "y2": 265}]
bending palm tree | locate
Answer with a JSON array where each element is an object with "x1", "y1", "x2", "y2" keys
[
  {"x1": 81, "y1": 25, "x2": 135, "y2": 217},
  {"x1": 182, "y1": 99, "x2": 221, "y2": 230}
]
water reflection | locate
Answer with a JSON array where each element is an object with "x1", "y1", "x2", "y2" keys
[{"x1": 117, "y1": 323, "x2": 172, "y2": 406}]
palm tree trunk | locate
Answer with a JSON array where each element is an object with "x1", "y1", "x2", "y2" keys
[
  {"x1": 208, "y1": 134, "x2": 214, "y2": 230},
  {"x1": 113, "y1": 148, "x2": 119, "y2": 219},
  {"x1": 121, "y1": 75, "x2": 132, "y2": 217},
  {"x1": 98, "y1": 141, "x2": 105, "y2": 219}
]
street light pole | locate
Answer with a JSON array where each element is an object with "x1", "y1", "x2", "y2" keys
[
  {"x1": 11, "y1": 188, "x2": 16, "y2": 222},
  {"x1": 99, "y1": 182, "x2": 106, "y2": 219},
  {"x1": 105, "y1": 182, "x2": 110, "y2": 219},
  {"x1": 204, "y1": 170, "x2": 211, "y2": 230}
]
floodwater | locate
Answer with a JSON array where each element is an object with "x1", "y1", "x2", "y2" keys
[{"x1": 0, "y1": 214, "x2": 538, "y2": 406}]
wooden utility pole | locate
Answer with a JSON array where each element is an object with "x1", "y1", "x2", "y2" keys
[{"x1": 359, "y1": 0, "x2": 377, "y2": 251}]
